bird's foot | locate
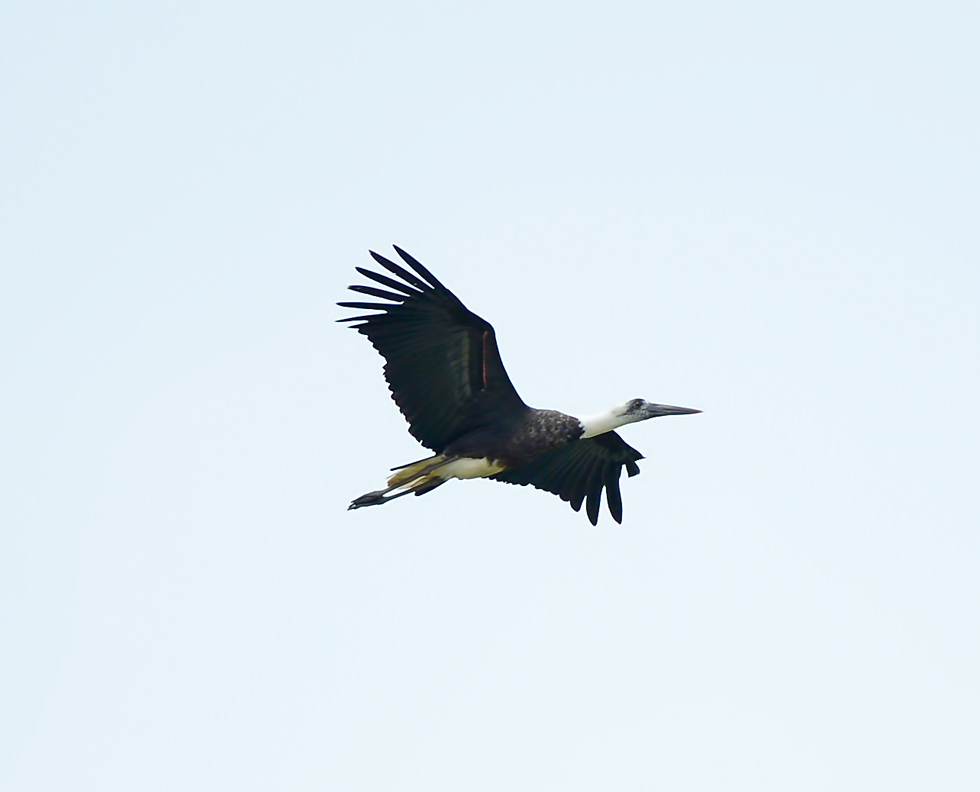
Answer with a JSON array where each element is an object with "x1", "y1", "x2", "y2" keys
[{"x1": 348, "y1": 491, "x2": 387, "y2": 510}]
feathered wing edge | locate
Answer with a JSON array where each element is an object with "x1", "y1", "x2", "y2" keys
[
  {"x1": 336, "y1": 246, "x2": 455, "y2": 321},
  {"x1": 337, "y1": 247, "x2": 527, "y2": 452},
  {"x1": 491, "y1": 431, "x2": 644, "y2": 525}
]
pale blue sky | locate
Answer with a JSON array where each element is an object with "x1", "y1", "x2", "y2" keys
[{"x1": 3, "y1": 2, "x2": 979, "y2": 789}]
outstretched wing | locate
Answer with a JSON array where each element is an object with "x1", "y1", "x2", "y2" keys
[
  {"x1": 338, "y1": 246, "x2": 528, "y2": 452},
  {"x1": 491, "y1": 431, "x2": 644, "y2": 525}
]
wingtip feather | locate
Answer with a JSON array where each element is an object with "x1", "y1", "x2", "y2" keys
[
  {"x1": 392, "y1": 245, "x2": 445, "y2": 290},
  {"x1": 369, "y1": 249, "x2": 429, "y2": 291}
]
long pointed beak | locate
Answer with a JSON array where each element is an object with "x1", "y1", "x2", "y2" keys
[{"x1": 648, "y1": 403, "x2": 702, "y2": 417}]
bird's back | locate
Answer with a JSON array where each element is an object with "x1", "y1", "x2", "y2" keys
[{"x1": 444, "y1": 408, "x2": 583, "y2": 469}]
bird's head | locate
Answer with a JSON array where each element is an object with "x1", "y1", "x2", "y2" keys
[
  {"x1": 621, "y1": 398, "x2": 702, "y2": 423},
  {"x1": 578, "y1": 398, "x2": 701, "y2": 438}
]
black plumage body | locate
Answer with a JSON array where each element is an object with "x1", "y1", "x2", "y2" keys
[{"x1": 444, "y1": 409, "x2": 584, "y2": 469}]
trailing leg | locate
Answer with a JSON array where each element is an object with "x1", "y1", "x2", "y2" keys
[{"x1": 348, "y1": 455, "x2": 457, "y2": 510}]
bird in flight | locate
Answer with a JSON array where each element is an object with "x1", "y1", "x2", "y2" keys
[{"x1": 339, "y1": 246, "x2": 700, "y2": 525}]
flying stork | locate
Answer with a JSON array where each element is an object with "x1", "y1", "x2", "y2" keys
[{"x1": 339, "y1": 246, "x2": 700, "y2": 525}]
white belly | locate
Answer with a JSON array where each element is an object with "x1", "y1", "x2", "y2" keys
[{"x1": 441, "y1": 457, "x2": 506, "y2": 480}]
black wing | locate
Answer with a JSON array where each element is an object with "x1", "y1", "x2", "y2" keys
[
  {"x1": 491, "y1": 431, "x2": 644, "y2": 525},
  {"x1": 338, "y1": 246, "x2": 528, "y2": 452}
]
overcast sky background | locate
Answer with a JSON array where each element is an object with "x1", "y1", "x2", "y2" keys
[{"x1": 3, "y1": 2, "x2": 979, "y2": 790}]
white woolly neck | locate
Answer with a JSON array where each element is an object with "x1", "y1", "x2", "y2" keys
[{"x1": 577, "y1": 403, "x2": 635, "y2": 439}]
